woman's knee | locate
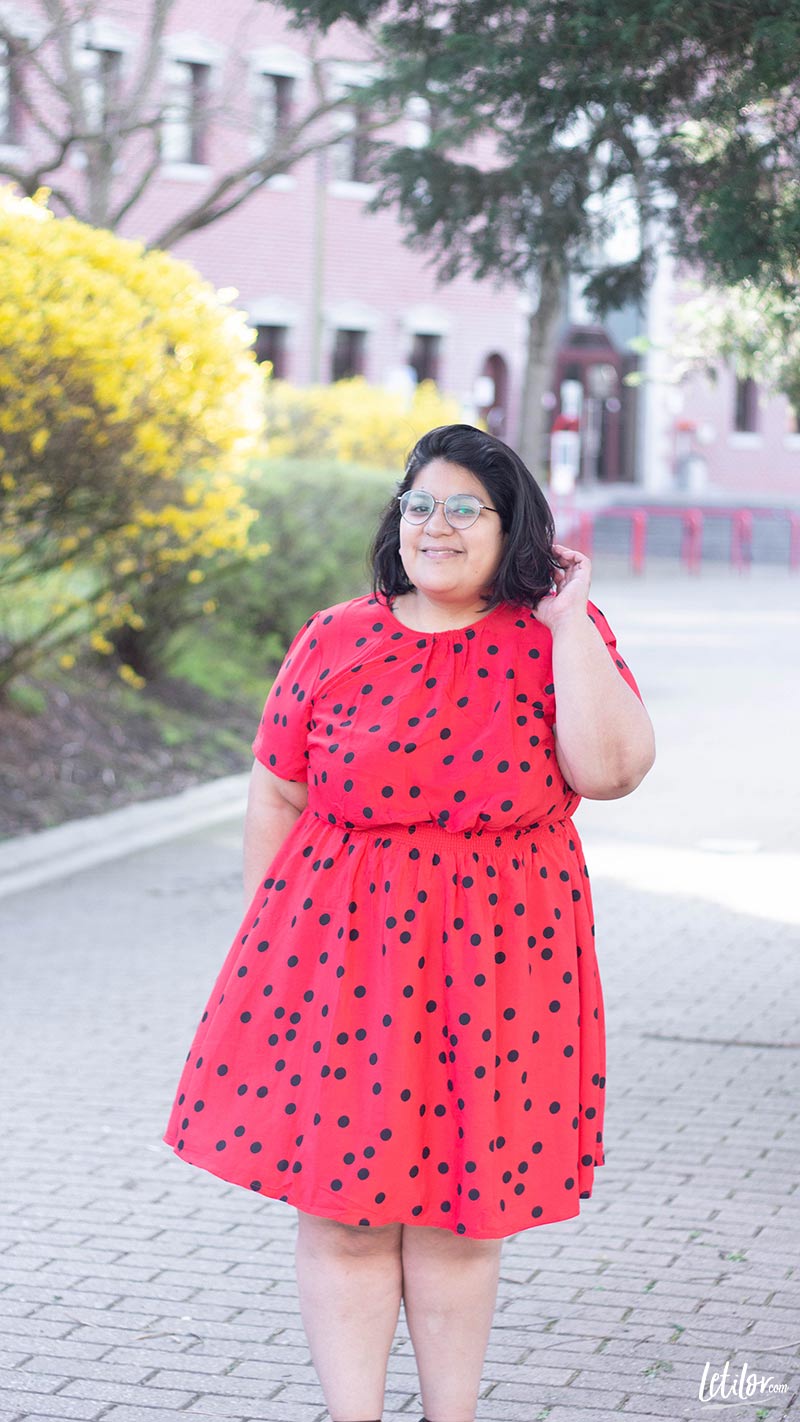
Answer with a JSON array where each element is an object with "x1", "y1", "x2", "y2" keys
[{"x1": 296, "y1": 1208, "x2": 403, "y2": 1257}]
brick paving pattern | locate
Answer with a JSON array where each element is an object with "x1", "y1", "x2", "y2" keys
[{"x1": 1, "y1": 567, "x2": 798, "y2": 1421}]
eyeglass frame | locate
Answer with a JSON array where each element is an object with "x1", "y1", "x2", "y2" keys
[{"x1": 396, "y1": 489, "x2": 500, "y2": 529}]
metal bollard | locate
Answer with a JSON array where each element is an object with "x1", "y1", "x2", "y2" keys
[
  {"x1": 789, "y1": 513, "x2": 800, "y2": 572},
  {"x1": 682, "y1": 509, "x2": 703, "y2": 573},
  {"x1": 631, "y1": 510, "x2": 647, "y2": 575},
  {"x1": 731, "y1": 509, "x2": 753, "y2": 572},
  {"x1": 572, "y1": 512, "x2": 593, "y2": 557}
]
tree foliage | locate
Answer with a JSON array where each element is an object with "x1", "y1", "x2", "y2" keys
[
  {"x1": 0, "y1": 186, "x2": 266, "y2": 688},
  {"x1": 673, "y1": 279, "x2": 800, "y2": 417},
  {"x1": 272, "y1": 0, "x2": 800, "y2": 465},
  {"x1": 279, "y1": 0, "x2": 800, "y2": 301}
]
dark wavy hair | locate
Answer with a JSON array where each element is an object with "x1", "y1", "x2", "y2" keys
[{"x1": 370, "y1": 424, "x2": 562, "y2": 612}]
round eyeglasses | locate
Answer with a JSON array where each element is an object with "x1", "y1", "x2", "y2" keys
[{"x1": 397, "y1": 489, "x2": 498, "y2": 530}]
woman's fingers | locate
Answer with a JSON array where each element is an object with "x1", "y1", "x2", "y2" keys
[{"x1": 552, "y1": 542, "x2": 588, "y2": 563}]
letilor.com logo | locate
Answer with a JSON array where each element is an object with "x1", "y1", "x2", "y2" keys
[{"x1": 698, "y1": 1345, "x2": 794, "y2": 1409}]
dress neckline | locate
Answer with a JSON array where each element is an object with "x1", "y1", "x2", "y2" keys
[{"x1": 382, "y1": 594, "x2": 508, "y2": 638}]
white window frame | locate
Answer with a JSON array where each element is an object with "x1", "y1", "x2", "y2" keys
[
  {"x1": 408, "y1": 330, "x2": 443, "y2": 385},
  {"x1": 247, "y1": 47, "x2": 308, "y2": 187},
  {"x1": 0, "y1": 34, "x2": 22, "y2": 149},
  {"x1": 325, "y1": 301, "x2": 381, "y2": 332},
  {"x1": 404, "y1": 94, "x2": 431, "y2": 150},
  {"x1": 326, "y1": 59, "x2": 380, "y2": 200},
  {"x1": 330, "y1": 326, "x2": 369, "y2": 382},
  {"x1": 0, "y1": 4, "x2": 45, "y2": 160},
  {"x1": 63, "y1": 20, "x2": 135, "y2": 170},
  {"x1": 324, "y1": 301, "x2": 381, "y2": 383},
  {"x1": 400, "y1": 305, "x2": 450, "y2": 337},
  {"x1": 75, "y1": 43, "x2": 125, "y2": 136},
  {"x1": 159, "y1": 32, "x2": 225, "y2": 180},
  {"x1": 727, "y1": 432, "x2": 763, "y2": 451},
  {"x1": 246, "y1": 299, "x2": 300, "y2": 376},
  {"x1": 247, "y1": 297, "x2": 300, "y2": 332}
]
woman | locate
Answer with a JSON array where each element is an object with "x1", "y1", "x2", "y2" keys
[{"x1": 163, "y1": 423, "x2": 655, "y2": 1422}]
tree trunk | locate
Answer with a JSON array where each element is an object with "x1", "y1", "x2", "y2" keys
[
  {"x1": 87, "y1": 143, "x2": 115, "y2": 228},
  {"x1": 516, "y1": 258, "x2": 565, "y2": 477}
]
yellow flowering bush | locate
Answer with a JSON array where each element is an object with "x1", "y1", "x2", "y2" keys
[
  {"x1": 263, "y1": 376, "x2": 466, "y2": 467},
  {"x1": 0, "y1": 186, "x2": 266, "y2": 688}
]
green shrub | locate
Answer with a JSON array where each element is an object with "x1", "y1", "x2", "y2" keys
[{"x1": 222, "y1": 458, "x2": 396, "y2": 652}]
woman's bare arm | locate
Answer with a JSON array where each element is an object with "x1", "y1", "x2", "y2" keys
[
  {"x1": 243, "y1": 761, "x2": 309, "y2": 908},
  {"x1": 535, "y1": 543, "x2": 655, "y2": 801},
  {"x1": 551, "y1": 610, "x2": 655, "y2": 799}
]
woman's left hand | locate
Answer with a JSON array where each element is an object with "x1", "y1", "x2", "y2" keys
[{"x1": 533, "y1": 543, "x2": 592, "y2": 630}]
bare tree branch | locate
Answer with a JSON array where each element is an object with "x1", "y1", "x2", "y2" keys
[
  {"x1": 1, "y1": 27, "x2": 75, "y2": 145},
  {"x1": 1, "y1": 0, "x2": 401, "y2": 243},
  {"x1": 125, "y1": 0, "x2": 175, "y2": 115},
  {"x1": 0, "y1": 131, "x2": 77, "y2": 195},
  {"x1": 109, "y1": 141, "x2": 163, "y2": 228},
  {"x1": 149, "y1": 82, "x2": 402, "y2": 248},
  {"x1": 41, "y1": 0, "x2": 89, "y2": 132}
]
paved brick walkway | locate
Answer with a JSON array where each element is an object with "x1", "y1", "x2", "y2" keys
[{"x1": 1, "y1": 567, "x2": 798, "y2": 1422}]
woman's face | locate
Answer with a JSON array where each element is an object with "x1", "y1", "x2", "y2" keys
[{"x1": 398, "y1": 458, "x2": 506, "y2": 607}]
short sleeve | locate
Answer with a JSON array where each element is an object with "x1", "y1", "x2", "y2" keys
[
  {"x1": 252, "y1": 611, "x2": 323, "y2": 780},
  {"x1": 586, "y1": 600, "x2": 644, "y2": 703}
]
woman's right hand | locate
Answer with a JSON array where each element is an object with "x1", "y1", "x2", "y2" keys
[{"x1": 533, "y1": 543, "x2": 591, "y2": 632}]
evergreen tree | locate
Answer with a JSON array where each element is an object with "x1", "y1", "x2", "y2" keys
[{"x1": 276, "y1": 0, "x2": 800, "y2": 464}]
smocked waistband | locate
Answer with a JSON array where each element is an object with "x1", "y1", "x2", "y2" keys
[{"x1": 310, "y1": 811, "x2": 574, "y2": 852}]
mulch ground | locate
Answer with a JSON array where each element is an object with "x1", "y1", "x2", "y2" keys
[{"x1": 0, "y1": 666, "x2": 257, "y2": 840}]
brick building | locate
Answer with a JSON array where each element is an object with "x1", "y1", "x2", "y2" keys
[
  {"x1": 0, "y1": 0, "x2": 528, "y2": 442},
  {"x1": 2, "y1": 0, "x2": 798, "y2": 498}
]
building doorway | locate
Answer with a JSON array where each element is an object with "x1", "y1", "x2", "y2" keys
[{"x1": 553, "y1": 327, "x2": 635, "y2": 483}]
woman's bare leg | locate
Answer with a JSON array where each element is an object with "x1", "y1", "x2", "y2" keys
[
  {"x1": 295, "y1": 1209, "x2": 403, "y2": 1421},
  {"x1": 401, "y1": 1224, "x2": 503, "y2": 1422}
]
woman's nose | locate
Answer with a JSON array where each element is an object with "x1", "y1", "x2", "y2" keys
[{"x1": 425, "y1": 502, "x2": 452, "y2": 534}]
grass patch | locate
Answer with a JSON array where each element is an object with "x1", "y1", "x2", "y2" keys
[
  {"x1": 164, "y1": 616, "x2": 272, "y2": 709},
  {"x1": 6, "y1": 681, "x2": 48, "y2": 716},
  {"x1": 0, "y1": 563, "x2": 98, "y2": 644},
  {"x1": 158, "y1": 721, "x2": 195, "y2": 748}
]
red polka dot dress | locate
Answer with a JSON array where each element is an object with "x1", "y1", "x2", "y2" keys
[{"x1": 163, "y1": 592, "x2": 645, "y2": 1238}]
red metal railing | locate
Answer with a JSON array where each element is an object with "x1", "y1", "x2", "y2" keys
[{"x1": 561, "y1": 505, "x2": 800, "y2": 574}]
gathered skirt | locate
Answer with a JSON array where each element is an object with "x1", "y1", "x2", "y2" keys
[{"x1": 163, "y1": 808, "x2": 606, "y2": 1238}]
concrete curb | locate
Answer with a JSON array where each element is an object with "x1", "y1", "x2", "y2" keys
[{"x1": 0, "y1": 772, "x2": 250, "y2": 901}]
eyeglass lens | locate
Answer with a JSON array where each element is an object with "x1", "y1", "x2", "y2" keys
[{"x1": 400, "y1": 492, "x2": 482, "y2": 527}]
